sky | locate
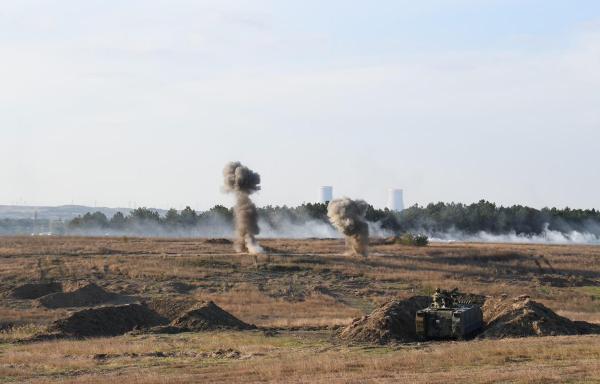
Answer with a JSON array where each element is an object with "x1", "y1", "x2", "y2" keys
[{"x1": 1, "y1": 0, "x2": 600, "y2": 211}]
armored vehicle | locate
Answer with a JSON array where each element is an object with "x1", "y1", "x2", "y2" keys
[{"x1": 415, "y1": 288, "x2": 483, "y2": 340}]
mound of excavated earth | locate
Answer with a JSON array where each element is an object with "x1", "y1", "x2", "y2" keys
[
  {"x1": 10, "y1": 282, "x2": 62, "y2": 299},
  {"x1": 146, "y1": 297, "x2": 198, "y2": 321},
  {"x1": 147, "y1": 297, "x2": 255, "y2": 332},
  {"x1": 46, "y1": 297, "x2": 255, "y2": 338},
  {"x1": 204, "y1": 238, "x2": 233, "y2": 244},
  {"x1": 49, "y1": 304, "x2": 166, "y2": 337},
  {"x1": 172, "y1": 301, "x2": 256, "y2": 331},
  {"x1": 479, "y1": 295, "x2": 600, "y2": 339},
  {"x1": 339, "y1": 296, "x2": 431, "y2": 344},
  {"x1": 38, "y1": 283, "x2": 117, "y2": 308}
]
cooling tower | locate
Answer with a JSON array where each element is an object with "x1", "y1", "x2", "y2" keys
[
  {"x1": 320, "y1": 186, "x2": 333, "y2": 203},
  {"x1": 388, "y1": 189, "x2": 404, "y2": 211}
]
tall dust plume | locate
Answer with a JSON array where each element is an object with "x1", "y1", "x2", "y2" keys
[
  {"x1": 222, "y1": 161, "x2": 263, "y2": 254},
  {"x1": 327, "y1": 197, "x2": 369, "y2": 257}
]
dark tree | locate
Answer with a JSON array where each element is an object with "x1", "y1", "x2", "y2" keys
[
  {"x1": 129, "y1": 207, "x2": 161, "y2": 223},
  {"x1": 179, "y1": 206, "x2": 198, "y2": 226},
  {"x1": 164, "y1": 208, "x2": 180, "y2": 226},
  {"x1": 110, "y1": 212, "x2": 127, "y2": 229}
]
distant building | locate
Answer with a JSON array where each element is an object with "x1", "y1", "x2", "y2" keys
[
  {"x1": 320, "y1": 186, "x2": 333, "y2": 204},
  {"x1": 388, "y1": 189, "x2": 404, "y2": 211}
]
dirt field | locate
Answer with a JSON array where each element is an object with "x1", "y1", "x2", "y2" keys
[{"x1": 1, "y1": 236, "x2": 599, "y2": 383}]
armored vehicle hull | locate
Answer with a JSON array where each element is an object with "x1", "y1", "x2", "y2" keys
[{"x1": 416, "y1": 305, "x2": 483, "y2": 340}]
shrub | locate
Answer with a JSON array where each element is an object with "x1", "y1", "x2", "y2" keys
[{"x1": 397, "y1": 233, "x2": 429, "y2": 246}]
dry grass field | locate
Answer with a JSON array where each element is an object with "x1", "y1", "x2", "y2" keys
[{"x1": 1, "y1": 236, "x2": 599, "y2": 383}]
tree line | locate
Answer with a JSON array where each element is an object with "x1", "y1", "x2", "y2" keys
[
  {"x1": 397, "y1": 200, "x2": 600, "y2": 235},
  {"x1": 2, "y1": 200, "x2": 599, "y2": 236},
  {"x1": 62, "y1": 200, "x2": 600, "y2": 236}
]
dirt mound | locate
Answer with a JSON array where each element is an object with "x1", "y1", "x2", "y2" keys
[
  {"x1": 145, "y1": 297, "x2": 255, "y2": 332},
  {"x1": 146, "y1": 297, "x2": 199, "y2": 321},
  {"x1": 204, "y1": 238, "x2": 233, "y2": 244},
  {"x1": 533, "y1": 274, "x2": 598, "y2": 288},
  {"x1": 163, "y1": 281, "x2": 197, "y2": 294},
  {"x1": 38, "y1": 283, "x2": 117, "y2": 308},
  {"x1": 171, "y1": 301, "x2": 256, "y2": 331},
  {"x1": 339, "y1": 296, "x2": 431, "y2": 344},
  {"x1": 573, "y1": 321, "x2": 600, "y2": 334},
  {"x1": 50, "y1": 304, "x2": 167, "y2": 337},
  {"x1": 480, "y1": 295, "x2": 600, "y2": 338},
  {"x1": 10, "y1": 282, "x2": 62, "y2": 299}
]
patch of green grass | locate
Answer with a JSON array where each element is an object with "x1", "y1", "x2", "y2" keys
[
  {"x1": 578, "y1": 286, "x2": 600, "y2": 301},
  {"x1": 538, "y1": 285, "x2": 553, "y2": 295}
]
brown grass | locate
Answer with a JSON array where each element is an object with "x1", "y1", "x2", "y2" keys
[
  {"x1": 0, "y1": 236, "x2": 599, "y2": 383},
  {"x1": 0, "y1": 332, "x2": 598, "y2": 383}
]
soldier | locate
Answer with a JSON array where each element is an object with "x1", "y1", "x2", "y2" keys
[
  {"x1": 441, "y1": 290, "x2": 452, "y2": 308},
  {"x1": 432, "y1": 288, "x2": 444, "y2": 308}
]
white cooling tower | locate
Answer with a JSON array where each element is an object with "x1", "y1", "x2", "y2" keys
[
  {"x1": 320, "y1": 186, "x2": 333, "y2": 203},
  {"x1": 388, "y1": 189, "x2": 404, "y2": 211}
]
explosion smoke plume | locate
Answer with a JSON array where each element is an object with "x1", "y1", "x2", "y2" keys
[
  {"x1": 327, "y1": 197, "x2": 369, "y2": 257},
  {"x1": 222, "y1": 162, "x2": 263, "y2": 254}
]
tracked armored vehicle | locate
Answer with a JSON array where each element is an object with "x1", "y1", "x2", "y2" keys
[{"x1": 416, "y1": 288, "x2": 483, "y2": 340}]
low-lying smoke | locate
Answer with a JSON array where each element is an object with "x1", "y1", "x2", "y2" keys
[
  {"x1": 429, "y1": 224, "x2": 600, "y2": 244},
  {"x1": 327, "y1": 197, "x2": 370, "y2": 257},
  {"x1": 222, "y1": 161, "x2": 263, "y2": 254}
]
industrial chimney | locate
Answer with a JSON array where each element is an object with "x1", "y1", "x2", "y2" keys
[
  {"x1": 320, "y1": 186, "x2": 333, "y2": 204},
  {"x1": 388, "y1": 189, "x2": 404, "y2": 211}
]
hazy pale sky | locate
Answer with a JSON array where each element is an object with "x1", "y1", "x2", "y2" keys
[{"x1": 2, "y1": 0, "x2": 600, "y2": 210}]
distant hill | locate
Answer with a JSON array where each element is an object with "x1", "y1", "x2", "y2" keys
[{"x1": 0, "y1": 205, "x2": 168, "y2": 220}]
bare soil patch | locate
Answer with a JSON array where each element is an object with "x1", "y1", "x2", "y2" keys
[
  {"x1": 37, "y1": 283, "x2": 118, "y2": 308},
  {"x1": 533, "y1": 273, "x2": 598, "y2": 287},
  {"x1": 163, "y1": 281, "x2": 197, "y2": 293},
  {"x1": 146, "y1": 296, "x2": 198, "y2": 321},
  {"x1": 10, "y1": 282, "x2": 62, "y2": 299},
  {"x1": 204, "y1": 238, "x2": 233, "y2": 244},
  {"x1": 49, "y1": 304, "x2": 166, "y2": 337}
]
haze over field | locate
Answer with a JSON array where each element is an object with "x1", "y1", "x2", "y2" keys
[
  {"x1": 4, "y1": 201, "x2": 600, "y2": 245},
  {"x1": 2, "y1": 1, "x2": 600, "y2": 211}
]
